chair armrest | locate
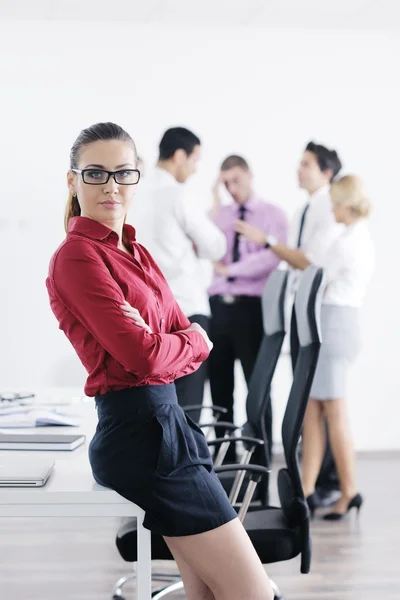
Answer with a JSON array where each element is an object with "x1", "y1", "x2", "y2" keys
[
  {"x1": 199, "y1": 422, "x2": 241, "y2": 431},
  {"x1": 207, "y1": 436, "x2": 264, "y2": 447},
  {"x1": 214, "y1": 464, "x2": 271, "y2": 521},
  {"x1": 209, "y1": 436, "x2": 263, "y2": 468},
  {"x1": 184, "y1": 405, "x2": 228, "y2": 416},
  {"x1": 214, "y1": 464, "x2": 271, "y2": 478}
]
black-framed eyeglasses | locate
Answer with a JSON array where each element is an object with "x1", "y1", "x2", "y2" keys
[
  {"x1": 0, "y1": 392, "x2": 35, "y2": 405},
  {"x1": 72, "y1": 168, "x2": 141, "y2": 185}
]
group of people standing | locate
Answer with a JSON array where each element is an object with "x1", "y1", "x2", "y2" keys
[
  {"x1": 132, "y1": 126, "x2": 375, "y2": 519},
  {"x1": 46, "y1": 121, "x2": 374, "y2": 600}
]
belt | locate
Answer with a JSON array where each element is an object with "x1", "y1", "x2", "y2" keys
[{"x1": 210, "y1": 294, "x2": 260, "y2": 305}]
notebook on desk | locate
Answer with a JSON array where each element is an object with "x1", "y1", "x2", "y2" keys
[
  {"x1": 0, "y1": 458, "x2": 54, "y2": 487},
  {"x1": 0, "y1": 433, "x2": 86, "y2": 451}
]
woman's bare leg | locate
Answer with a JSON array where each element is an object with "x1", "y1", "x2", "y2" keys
[
  {"x1": 161, "y1": 542, "x2": 215, "y2": 600},
  {"x1": 164, "y1": 518, "x2": 274, "y2": 600},
  {"x1": 302, "y1": 398, "x2": 326, "y2": 497},
  {"x1": 323, "y1": 398, "x2": 357, "y2": 512}
]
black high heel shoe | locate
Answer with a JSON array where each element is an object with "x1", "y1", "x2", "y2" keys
[
  {"x1": 306, "y1": 492, "x2": 320, "y2": 517},
  {"x1": 323, "y1": 493, "x2": 363, "y2": 521}
]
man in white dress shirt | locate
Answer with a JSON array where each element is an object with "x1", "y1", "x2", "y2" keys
[
  {"x1": 236, "y1": 141, "x2": 343, "y2": 505},
  {"x1": 130, "y1": 127, "x2": 227, "y2": 421}
]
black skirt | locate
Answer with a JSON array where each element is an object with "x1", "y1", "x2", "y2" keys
[{"x1": 89, "y1": 384, "x2": 237, "y2": 537}]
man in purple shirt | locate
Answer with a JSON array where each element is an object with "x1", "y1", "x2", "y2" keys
[{"x1": 208, "y1": 155, "x2": 288, "y2": 461}]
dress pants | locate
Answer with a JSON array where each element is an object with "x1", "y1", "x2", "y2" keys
[
  {"x1": 290, "y1": 307, "x2": 340, "y2": 494},
  {"x1": 209, "y1": 296, "x2": 270, "y2": 462},
  {"x1": 174, "y1": 314, "x2": 209, "y2": 424}
]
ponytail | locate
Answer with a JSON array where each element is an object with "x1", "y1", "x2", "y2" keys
[{"x1": 64, "y1": 192, "x2": 81, "y2": 233}]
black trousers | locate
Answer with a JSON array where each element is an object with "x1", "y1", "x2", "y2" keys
[
  {"x1": 290, "y1": 307, "x2": 339, "y2": 492},
  {"x1": 209, "y1": 296, "x2": 271, "y2": 460},
  {"x1": 174, "y1": 314, "x2": 210, "y2": 424}
]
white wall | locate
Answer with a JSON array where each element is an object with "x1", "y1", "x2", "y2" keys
[{"x1": 0, "y1": 21, "x2": 399, "y2": 450}]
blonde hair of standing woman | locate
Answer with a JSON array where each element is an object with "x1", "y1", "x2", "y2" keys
[{"x1": 330, "y1": 174, "x2": 372, "y2": 218}]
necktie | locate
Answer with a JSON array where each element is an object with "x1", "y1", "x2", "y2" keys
[
  {"x1": 228, "y1": 205, "x2": 246, "y2": 282},
  {"x1": 296, "y1": 204, "x2": 310, "y2": 248}
]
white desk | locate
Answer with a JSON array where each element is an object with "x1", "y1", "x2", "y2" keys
[{"x1": 0, "y1": 393, "x2": 152, "y2": 599}]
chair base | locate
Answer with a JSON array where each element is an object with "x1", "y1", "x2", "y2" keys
[
  {"x1": 152, "y1": 580, "x2": 184, "y2": 599},
  {"x1": 112, "y1": 573, "x2": 133, "y2": 599},
  {"x1": 271, "y1": 578, "x2": 285, "y2": 599},
  {"x1": 111, "y1": 572, "x2": 182, "y2": 600},
  {"x1": 112, "y1": 572, "x2": 284, "y2": 600}
]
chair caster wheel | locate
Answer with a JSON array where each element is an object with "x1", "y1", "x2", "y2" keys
[{"x1": 113, "y1": 596, "x2": 125, "y2": 600}]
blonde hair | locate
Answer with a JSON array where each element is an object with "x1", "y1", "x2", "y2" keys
[{"x1": 330, "y1": 175, "x2": 372, "y2": 218}]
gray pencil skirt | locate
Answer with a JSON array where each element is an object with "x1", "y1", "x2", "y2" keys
[{"x1": 310, "y1": 305, "x2": 362, "y2": 400}]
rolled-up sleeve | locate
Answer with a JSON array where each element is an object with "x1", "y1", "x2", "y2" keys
[
  {"x1": 168, "y1": 300, "x2": 210, "y2": 364},
  {"x1": 48, "y1": 240, "x2": 210, "y2": 380}
]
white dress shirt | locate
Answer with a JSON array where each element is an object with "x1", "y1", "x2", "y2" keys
[
  {"x1": 281, "y1": 185, "x2": 345, "y2": 338},
  {"x1": 321, "y1": 220, "x2": 375, "y2": 307},
  {"x1": 289, "y1": 184, "x2": 344, "y2": 263},
  {"x1": 129, "y1": 167, "x2": 227, "y2": 317}
]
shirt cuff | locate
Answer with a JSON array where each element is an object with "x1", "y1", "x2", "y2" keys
[
  {"x1": 181, "y1": 330, "x2": 210, "y2": 362},
  {"x1": 304, "y1": 250, "x2": 320, "y2": 265}
]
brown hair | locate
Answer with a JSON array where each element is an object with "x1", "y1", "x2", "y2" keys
[
  {"x1": 65, "y1": 122, "x2": 138, "y2": 232},
  {"x1": 220, "y1": 155, "x2": 250, "y2": 172},
  {"x1": 330, "y1": 175, "x2": 372, "y2": 218},
  {"x1": 64, "y1": 192, "x2": 81, "y2": 233}
]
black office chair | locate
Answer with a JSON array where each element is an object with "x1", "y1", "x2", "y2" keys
[
  {"x1": 240, "y1": 265, "x2": 324, "y2": 597},
  {"x1": 202, "y1": 269, "x2": 289, "y2": 505},
  {"x1": 111, "y1": 266, "x2": 324, "y2": 600}
]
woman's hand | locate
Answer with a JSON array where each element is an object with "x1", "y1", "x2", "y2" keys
[
  {"x1": 185, "y1": 322, "x2": 213, "y2": 352},
  {"x1": 120, "y1": 301, "x2": 153, "y2": 334},
  {"x1": 120, "y1": 303, "x2": 213, "y2": 352}
]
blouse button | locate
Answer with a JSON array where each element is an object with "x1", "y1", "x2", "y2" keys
[{"x1": 161, "y1": 318, "x2": 165, "y2": 324}]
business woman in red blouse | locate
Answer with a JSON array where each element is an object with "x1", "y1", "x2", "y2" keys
[{"x1": 46, "y1": 123, "x2": 273, "y2": 600}]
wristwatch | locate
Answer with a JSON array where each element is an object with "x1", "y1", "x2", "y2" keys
[{"x1": 264, "y1": 234, "x2": 278, "y2": 249}]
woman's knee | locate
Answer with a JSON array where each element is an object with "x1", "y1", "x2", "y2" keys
[
  {"x1": 164, "y1": 538, "x2": 215, "y2": 600},
  {"x1": 212, "y1": 580, "x2": 274, "y2": 600}
]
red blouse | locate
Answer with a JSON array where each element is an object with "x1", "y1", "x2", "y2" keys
[{"x1": 46, "y1": 217, "x2": 210, "y2": 397}]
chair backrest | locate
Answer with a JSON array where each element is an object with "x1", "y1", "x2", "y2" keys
[
  {"x1": 278, "y1": 266, "x2": 324, "y2": 573},
  {"x1": 281, "y1": 265, "x2": 324, "y2": 492},
  {"x1": 246, "y1": 270, "x2": 289, "y2": 430}
]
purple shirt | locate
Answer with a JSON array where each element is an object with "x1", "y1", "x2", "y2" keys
[{"x1": 208, "y1": 197, "x2": 288, "y2": 297}]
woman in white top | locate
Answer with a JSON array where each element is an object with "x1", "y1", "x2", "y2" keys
[
  {"x1": 301, "y1": 175, "x2": 375, "y2": 520},
  {"x1": 235, "y1": 175, "x2": 375, "y2": 520}
]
